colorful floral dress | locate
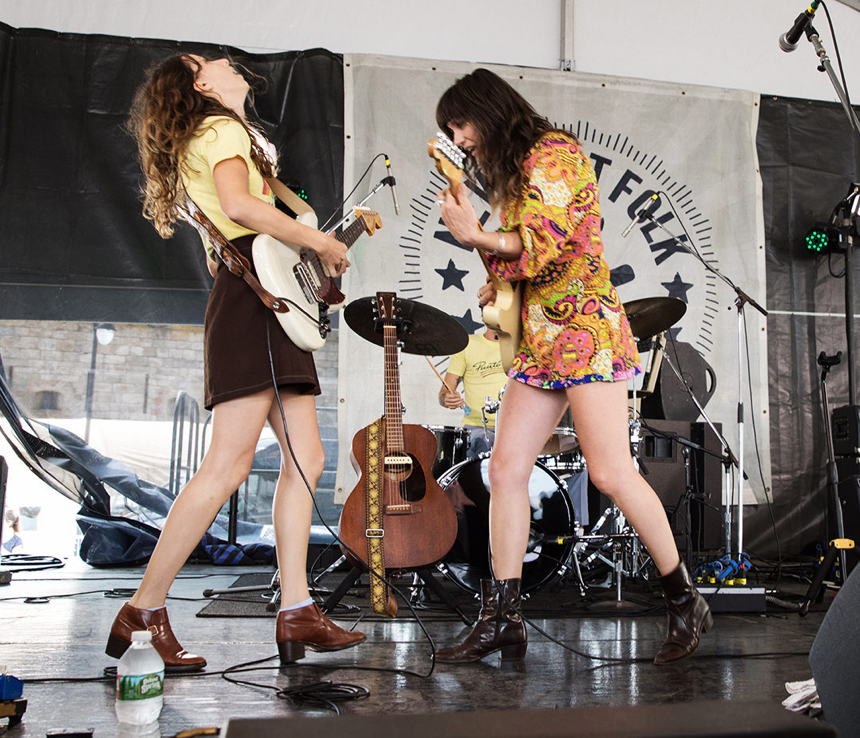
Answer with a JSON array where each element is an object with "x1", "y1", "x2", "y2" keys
[{"x1": 487, "y1": 132, "x2": 640, "y2": 389}]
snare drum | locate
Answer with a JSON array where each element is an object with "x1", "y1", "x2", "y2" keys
[
  {"x1": 425, "y1": 425, "x2": 471, "y2": 478},
  {"x1": 437, "y1": 454, "x2": 575, "y2": 594}
]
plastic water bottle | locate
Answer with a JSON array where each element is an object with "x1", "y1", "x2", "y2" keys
[{"x1": 115, "y1": 630, "x2": 164, "y2": 728}]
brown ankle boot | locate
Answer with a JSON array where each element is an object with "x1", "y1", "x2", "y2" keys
[
  {"x1": 654, "y1": 562, "x2": 713, "y2": 664},
  {"x1": 276, "y1": 602, "x2": 366, "y2": 664},
  {"x1": 436, "y1": 578, "x2": 527, "y2": 664},
  {"x1": 106, "y1": 603, "x2": 207, "y2": 672}
]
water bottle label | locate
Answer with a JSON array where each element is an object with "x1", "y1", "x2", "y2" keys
[{"x1": 117, "y1": 672, "x2": 164, "y2": 701}]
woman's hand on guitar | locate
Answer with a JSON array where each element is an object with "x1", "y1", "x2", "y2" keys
[
  {"x1": 438, "y1": 188, "x2": 481, "y2": 249},
  {"x1": 314, "y1": 231, "x2": 350, "y2": 278},
  {"x1": 478, "y1": 279, "x2": 497, "y2": 307}
]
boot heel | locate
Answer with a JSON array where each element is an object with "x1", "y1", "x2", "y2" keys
[
  {"x1": 500, "y1": 642, "x2": 527, "y2": 661},
  {"x1": 278, "y1": 641, "x2": 306, "y2": 665},
  {"x1": 105, "y1": 633, "x2": 130, "y2": 660}
]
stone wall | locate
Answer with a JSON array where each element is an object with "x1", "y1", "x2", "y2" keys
[{"x1": 0, "y1": 319, "x2": 339, "y2": 423}]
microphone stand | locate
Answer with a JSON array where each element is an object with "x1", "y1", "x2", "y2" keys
[
  {"x1": 326, "y1": 175, "x2": 396, "y2": 234},
  {"x1": 637, "y1": 212, "x2": 767, "y2": 566},
  {"x1": 660, "y1": 348, "x2": 740, "y2": 556},
  {"x1": 803, "y1": 26, "x2": 860, "y2": 145}
]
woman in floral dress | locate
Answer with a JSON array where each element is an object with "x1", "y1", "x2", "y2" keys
[{"x1": 434, "y1": 68, "x2": 711, "y2": 665}]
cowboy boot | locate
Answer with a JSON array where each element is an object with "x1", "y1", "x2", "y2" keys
[
  {"x1": 654, "y1": 562, "x2": 713, "y2": 664},
  {"x1": 276, "y1": 602, "x2": 366, "y2": 664},
  {"x1": 436, "y1": 578, "x2": 527, "y2": 663},
  {"x1": 106, "y1": 602, "x2": 207, "y2": 673}
]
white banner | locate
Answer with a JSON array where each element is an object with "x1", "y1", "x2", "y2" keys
[{"x1": 337, "y1": 55, "x2": 767, "y2": 508}]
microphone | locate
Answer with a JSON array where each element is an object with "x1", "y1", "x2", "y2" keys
[
  {"x1": 779, "y1": 1, "x2": 820, "y2": 52},
  {"x1": 383, "y1": 155, "x2": 401, "y2": 215},
  {"x1": 621, "y1": 193, "x2": 660, "y2": 238}
]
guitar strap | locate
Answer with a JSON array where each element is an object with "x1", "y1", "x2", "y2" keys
[
  {"x1": 363, "y1": 418, "x2": 393, "y2": 616},
  {"x1": 176, "y1": 197, "x2": 289, "y2": 315}
]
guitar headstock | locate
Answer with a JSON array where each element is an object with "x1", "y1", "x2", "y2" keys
[
  {"x1": 353, "y1": 207, "x2": 383, "y2": 235},
  {"x1": 375, "y1": 291, "x2": 398, "y2": 322},
  {"x1": 428, "y1": 131, "x2": 465, "y2": 193}
]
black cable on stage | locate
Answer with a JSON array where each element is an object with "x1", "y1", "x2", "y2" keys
[{"x1": 220, "y1": 656, "x2": 369, "y2": 716}]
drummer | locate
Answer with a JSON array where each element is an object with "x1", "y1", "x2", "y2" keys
[{"x1": 438, "y1": 325, "x2": 507, "y2": 457}]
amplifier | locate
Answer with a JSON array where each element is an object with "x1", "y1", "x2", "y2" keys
[{"x1": 832, "y1": 405, "x2": 860, "y2": 457}]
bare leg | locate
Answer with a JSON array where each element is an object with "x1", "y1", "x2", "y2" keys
[
  {"x1": 129, "y1": 389, "x2": 276, "y2": 609},
  {"x1": 487, "y1": 381, "x2": 569, "y2": 579},
  {"x1": 267, "y1": 389, "x2": 325, "y2": 607},
  {"x1": 566, "y1": 380, "x2": 680, "y2": 576}
]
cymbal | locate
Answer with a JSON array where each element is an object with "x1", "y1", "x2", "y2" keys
[
  {"x1": 344, "y1": 296, "x2": 469, "y2": 356},
  {"x1": 623, "y1": 296, "x2": 687, "y2": 339}
]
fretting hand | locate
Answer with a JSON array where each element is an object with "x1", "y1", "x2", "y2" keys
[{"x1": 438, "y1": 188, "x2": 482, "y2": 250}]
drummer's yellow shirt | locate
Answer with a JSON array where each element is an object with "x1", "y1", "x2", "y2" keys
[{"x1": 448, "y1": 334, "x2": 507, "y2": 429}]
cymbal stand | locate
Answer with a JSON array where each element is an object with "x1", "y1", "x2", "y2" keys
[
  {"x1": 638, "y1": 212, "x2": 766, "y2": 568},
  {"x1": 575, "y1": 413, "x2": 652, "y2": 601}
]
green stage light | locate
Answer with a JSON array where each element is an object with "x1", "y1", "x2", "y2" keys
[{"x1": 805, "y1": 222, "x2": 837, "y2": 254}]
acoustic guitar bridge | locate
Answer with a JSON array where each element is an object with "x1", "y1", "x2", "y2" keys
[
  {"x1": 385, "y1": 504, "x2": 423, "y2": 515},
  {"x1": 384, "y1": 455, "x2": 412, "y2": 467}
]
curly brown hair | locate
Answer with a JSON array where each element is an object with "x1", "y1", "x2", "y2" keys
[
  {"x1": 435, "y1": 68, "x2": 570, "y2": 209},
  {"x1": 128, "y1": 53, "x2": 275, "y2": 238}
]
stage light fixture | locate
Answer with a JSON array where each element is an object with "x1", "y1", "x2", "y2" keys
[{"x1": 804, "y1": 222, "x2": 838, "y2": 254}]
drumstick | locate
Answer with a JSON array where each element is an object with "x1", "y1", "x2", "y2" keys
[{"x1": 425, "y1": 356, "x2": 455, "y2": 394}]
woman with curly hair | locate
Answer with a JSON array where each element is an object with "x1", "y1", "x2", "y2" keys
[
  {"x1": 434, "y1": 68, "x2": 711, "y2": 665},
  {"x1": 105, "y1": 53, "x2": 364, "y2": 671}
]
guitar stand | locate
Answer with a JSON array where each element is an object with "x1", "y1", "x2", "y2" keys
[
  {"x1": 203, "y1": 568, "x2": 282, "y2": 613},
  {"x1": 321, "y1": 565, "x2": 473, "y2": 626}
]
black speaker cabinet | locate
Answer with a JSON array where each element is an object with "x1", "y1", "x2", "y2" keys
[
  {"x1": 637, "y1": 420, "x2": 723, "y2": 553},
  {"x1": 834, "y1": 476, "x2": 860, "y2": 572},
  {"x1": 832, "y1": 404, "x2": 860, "y2": 457}
]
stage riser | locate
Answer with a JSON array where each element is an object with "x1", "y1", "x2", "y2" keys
[{"x1": 222, "y1": 700, "x2": 834, "y2": 737}]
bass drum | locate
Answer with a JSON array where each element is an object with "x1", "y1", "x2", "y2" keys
[{"x1": 438, "y1": 454, "x2": 574, "y2": 595}]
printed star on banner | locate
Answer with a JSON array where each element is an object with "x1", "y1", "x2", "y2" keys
[
  {"x1": 435, "y1": 259, "x2": 469, "y2": 291},
  {"x1": 662, "y1": 272, "x2": 693, "y2": 303},
  {"x1": 455, "y1": 309, "x2": 484, "y2": 335}
]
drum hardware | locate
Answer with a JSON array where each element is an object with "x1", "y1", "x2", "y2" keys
[
  {"x1": 436, "y1": 454, "x2": 576, "y2": 595},
  {"x1": 424, "y1": 425, "x2": 470, "y2": 479}
]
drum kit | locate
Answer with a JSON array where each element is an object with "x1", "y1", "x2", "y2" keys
[{"x1": 344, "y1": 293, "x2": 688, "y2": 603}]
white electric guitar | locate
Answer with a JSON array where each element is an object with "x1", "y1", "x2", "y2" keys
[{"x1": 252, "y1": 206, "x2": 382, "y2": 352}]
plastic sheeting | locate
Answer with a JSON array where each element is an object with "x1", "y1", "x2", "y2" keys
[
  {"x1": 751, "y1": 95, "x2": 860, "y2": 558},
  {"x1": 0, "y1": 23, "x2": 344, "y2": 325}
]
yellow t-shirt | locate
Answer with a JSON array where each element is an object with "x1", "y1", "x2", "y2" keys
[
  {"x1": 448, "y1": 333, "x2": 507, "y2": 429},
  {"x1": 181, "y1": 116, "x2": 274, "y2": 258}
]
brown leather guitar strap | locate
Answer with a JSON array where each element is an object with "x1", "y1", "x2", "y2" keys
[{"x1": 176, "y1": 197, "x2": 289, "y2": 314}]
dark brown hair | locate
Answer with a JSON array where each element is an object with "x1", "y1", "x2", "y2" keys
[
  {"x1": 436, "y1": 68, "x2": 567, "y2": 208},
  {"x1": 128, "y1": 53, "x2": 274, "y2": 238}
]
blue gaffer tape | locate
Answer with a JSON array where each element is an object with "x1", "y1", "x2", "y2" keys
[{"x1": 0, "y1": 674, "x2": 23, "y2": 700}]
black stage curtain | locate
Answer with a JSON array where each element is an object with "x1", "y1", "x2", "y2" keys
[
  {"x1": 751, "y1": 95, "x2": 860, "y2": 559},
  {"x1": 0, "y1": 23, "x2": 344, "y2": 325}
]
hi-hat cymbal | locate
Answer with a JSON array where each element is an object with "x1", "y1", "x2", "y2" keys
[
  {"x1": 623, "y1": 296, "x2": 686, "y2": 339},
  {"x1": 344, "y1": 296, "x2": 469, "y2": 356}
]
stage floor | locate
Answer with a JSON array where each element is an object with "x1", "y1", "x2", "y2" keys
[{"x1": 0, "y1": 557, "x2": 835, "y2": 736}]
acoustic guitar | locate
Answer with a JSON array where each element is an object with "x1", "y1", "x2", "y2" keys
[
  {"x1": 428, "y1": 132, "x2": 523, "y2": 372},
  {"x1": 252, "y1": 207, "x2": 382, "y2": 352},
  {"x1": 338, "y1": 292, "x2": 458, "y2": 613}
]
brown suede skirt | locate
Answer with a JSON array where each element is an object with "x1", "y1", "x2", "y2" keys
[{"x1": 203, "y1": 235, "x2": 320, "y2": 410}]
